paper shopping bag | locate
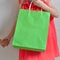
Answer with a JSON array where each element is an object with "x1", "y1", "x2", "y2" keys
[{"x1": 12, "y1": 1, "x2": 50, "y2": 52}]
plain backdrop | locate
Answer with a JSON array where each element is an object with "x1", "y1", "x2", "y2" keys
[{"x1": 0, "y1": 0, "x2": 60, "y2": 60}]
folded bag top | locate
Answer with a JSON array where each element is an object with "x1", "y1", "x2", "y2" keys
[{"x1": 12, "y1": 0, "x2": 50, "y2": 52}]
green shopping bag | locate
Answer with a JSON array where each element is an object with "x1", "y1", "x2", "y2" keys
[{"x1": 12, "y1": 1, "x2": 50, "y2": 52}]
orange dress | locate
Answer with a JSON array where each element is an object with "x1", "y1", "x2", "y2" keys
[{"x1": 19, "y1": 0, "x2": 59, "y2": 60}]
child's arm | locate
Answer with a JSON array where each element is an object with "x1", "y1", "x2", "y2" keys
[
  {"x1": 7, "y1": 21, "x2": 17, "y2": 39},
  {"x1": 1, "y1": 21, "x2": 17, "y2": 47},
  {"x1": 33, "y1": 0, "x2": 59, "y2": 18},
  {"x1": 19, "y1": 0, "x2": 24, "y2": 8},
  {"x1": 1, "y1": 0, "x2": 24, "y2": 48},
  {"x1": 47, "y1": 0, "x2": 59, "y2": 18}
]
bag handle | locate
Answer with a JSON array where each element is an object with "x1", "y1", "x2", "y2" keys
[
  {"x1": 29, "y1": 0, "x2": 33, "y2": 10},
  {"x1": 29, "y1": 0, "x2": 42, "y2": 10},
  {"x1": 29, "y1": 0, "x2": 43, "y2": 15}
]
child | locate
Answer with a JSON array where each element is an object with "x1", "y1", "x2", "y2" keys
[
  {"x1": 0, "y1": 0, "x2": 58, "y2": 47},
  {"x1": 19, "y1": 0, "x2": 60, "y2": 60},
  {"x1": 1, "y1": 0, "x2": 59, "y2": 60}
]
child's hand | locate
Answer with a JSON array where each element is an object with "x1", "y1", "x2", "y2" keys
[
  {"x1": 1, "y1": 37, "x2": 11, "y2": 48},
  {"x1": 1, "y1": 21, "x2": 16, "y2": 48}
]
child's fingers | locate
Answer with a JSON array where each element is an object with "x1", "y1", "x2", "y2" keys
[
  {"x1": 1, "y1": 42, "x2": 6, "y2": 48},
  {"x1": 1, "y1": 42, "x2": 9, "y2": 48},
  {"x1": 1, "y1": 39, "x2": 10, "y2": 48}
]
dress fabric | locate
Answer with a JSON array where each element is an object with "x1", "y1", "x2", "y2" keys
[{"x1": 18, "y1": 0, "x2": 59, "y2": 60}]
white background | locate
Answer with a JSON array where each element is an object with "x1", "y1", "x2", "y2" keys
[{"x1": 0, "y1": 0, "x2": 60, "y2": 60}]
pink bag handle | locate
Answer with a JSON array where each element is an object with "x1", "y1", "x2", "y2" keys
[
  {"x1": 29, "y1": 0, "x2": 42, "y2": 11},
  {"x1": 29, "y1": 0, "x2": 43, "y2": 15}
]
